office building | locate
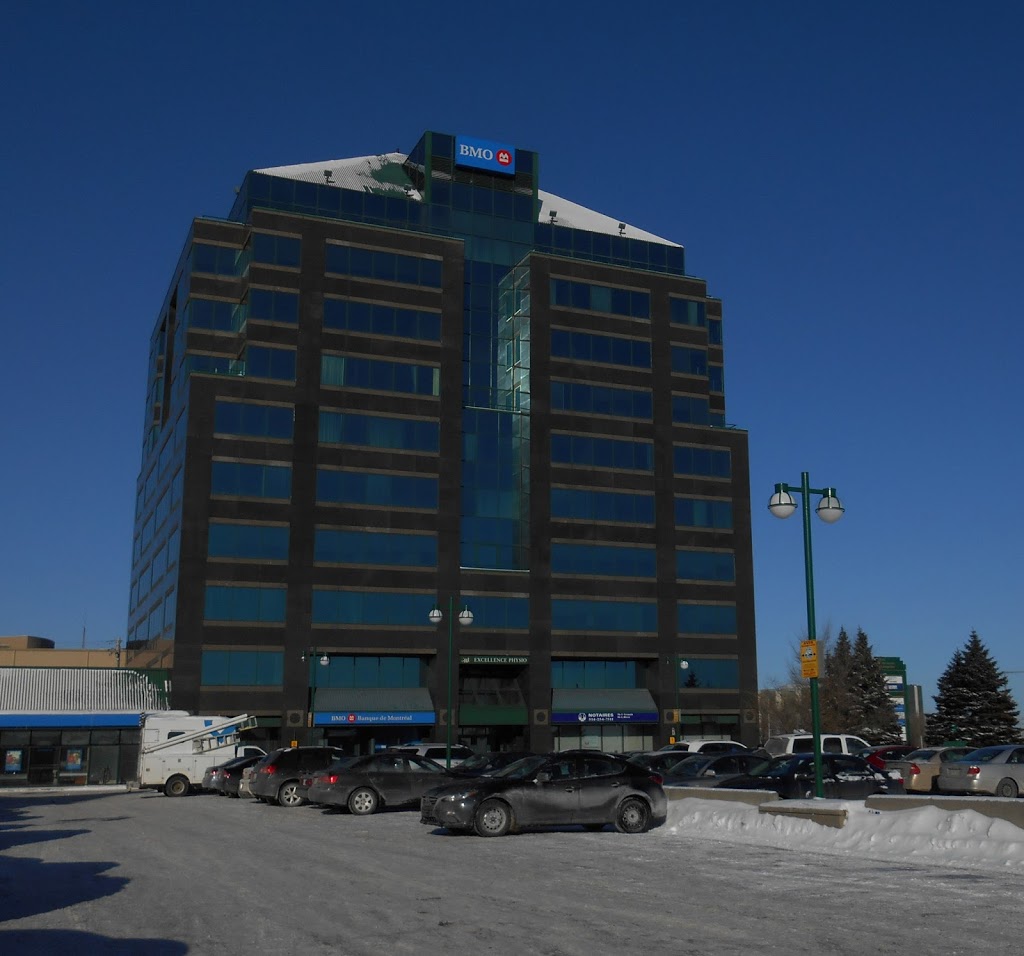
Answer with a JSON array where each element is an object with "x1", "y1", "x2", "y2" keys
[{"x1": 127, "y1": 130, "x2": 757, "y2": 753}]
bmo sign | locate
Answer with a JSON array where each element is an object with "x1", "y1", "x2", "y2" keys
[{"x1": 455, "y1": 135, "x2": 516, "y2": 175}]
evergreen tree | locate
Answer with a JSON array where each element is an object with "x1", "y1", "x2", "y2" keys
[
  {"x1": 928, "y1": 632, "x2": 1021, "y2": 746},
  {"x1": 847, "y1": 628, "x2": 901, "y2": 742},
  {"x1": 820, "y1": 627, "x2": 855, "y2": 730}
]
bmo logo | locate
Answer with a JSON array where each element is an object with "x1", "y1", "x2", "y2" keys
[{"x1": 455, "y1": 135, "x2": 516, "y2": 175}]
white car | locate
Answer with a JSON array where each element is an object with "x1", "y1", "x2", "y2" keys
[
  {"x1": 657, "y1": 739, "x2": 748, "y2": 755},
  {"x1": 389, "y1": 743, "x2": 474, "y2": 767},
  {"x1": 760, "y1": 733, "x2": 871, "y2": 757}
]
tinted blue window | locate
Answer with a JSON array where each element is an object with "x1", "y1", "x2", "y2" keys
[
  {"x1": 314, "y1": 529, "x2": 436, "y2": 567},
  {"x1": 551, "y1": 434, "x2": 653, "y2": 471},
  {"x1": 551, "y1": 381, "x2": 652, "y2": 419},
  {"x1": 549, "y1": 279, "x2": 650, "y2": 318},
  {"x1": 673, "y1": 446, "x2": 730, "y2": 478},
  {"x1": 317, "y1": 469, "x2": 438, "y2": 509},
  {"x1": 551, "y1": 543, "x2": 656, "y2": 577},
  {"x1": 551, "y1": 488, "x2": 655, "y2": 523},
  {"x1": 552, "y1": 659, "x2": 638, "y2": 689},
  {"x1": 323, "y1": 298, "x2": 441, "y2": 341},
  {"x1": 192, "y1": 243, "x2": 238, "y2": 276},
  {"x1": 671, "y1": 346, "x2": 708, "y2": 376},
  {"x1": 326, "y1": 245, "x2": 442, "y2": 288},
  {"x1": 208, "y1": 522, "x2": 289, "y2": 560},
  {"x1": 187, "y1": 298, "x2": 239, "y2": 332},
  {"x1": 252, "y1": 233, "x2": 301, "y2": 267},
  {"x1": 249, "y1": 288, "x2": 299, "y2": 323},
  {"x1": 202, "y1": 650, "x2": 283, "y2": 686},
  {"x1": 214, "y1": 401, "x2": 293, "y2": 439},
  {"x1": 676, "y1": 550, "x2": 735, "y2": 582},
  {"x1": 321, "y1": 355, "x2": 439, "y2": 396},
  {"x1": 204, "y1": 585, "x2": 286, "y2": 622},
  {"x1": 708, "y1": 318, "x2": 723, "y2": 345},
  {"x1": 709, "y1": 366, "x2": 724, "y2": 392},
  {"x1": 247, "y1": 346, "x2": 296, "y2": 381},
  {"x1": 456, "y1": 595, "x2": 529, "y2": 629},
  {"x1": 670, "y1": 298, "x2": 707, "y2": 327},
  {"x1": 315, "y1": 655, "x2": 422, "y2": 689},
  {"x1": 678, "y1": 658, "x2": 739, "y2": 690},
  {"x1": 318, "y1": 412, "x2": 439, "y2": 452},
  {"x1": 671, "y1": 396, "x2": 711, "y2": 425},
  {"x1": 551, "y1": 599, "x2": 657, "y2": 632},
  {"x1": 210, "y1": 461, "x2": 291, "y2": 499},
  {"x1": 311, "y1": 590, "x2": 433, "y2": 625},
  {"x1": 677, "y1": 604, "x2": 737, "y2": 634},
  {"x1": 675, "y1": 497, "x2": 733, "y2": 529}
]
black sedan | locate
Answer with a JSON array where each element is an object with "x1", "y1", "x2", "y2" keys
[
  {"x1": 662, "y1": 751, "x2": 770, "y2": 787},
  {"x1": 306, "y1": 752, "x2": 459, "y2": 814},
  {"x1": 420, "y1": 750, "x2": 668, "y2": 837},
  {"x1": 720, "y1": 753, "x2": 906, "y2": 799},
  {"x1": 213, "y1": 754, "x2": 269, "y2": 797}
]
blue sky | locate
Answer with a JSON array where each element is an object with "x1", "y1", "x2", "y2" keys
[{"x1": 3, "y1": 2, "x2": 1023, "y2": 709}]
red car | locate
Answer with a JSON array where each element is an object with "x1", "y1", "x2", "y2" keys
[{"x1": 855, "y1": 744, "x2": 916, "y2": 770}]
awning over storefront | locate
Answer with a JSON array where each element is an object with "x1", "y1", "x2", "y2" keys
[
  {"x1": 551, "y1": 688, "x2": 659, "y2": 725},
  {"x1": 313, "y1": 687, "x2": 435, "y2": 727}
]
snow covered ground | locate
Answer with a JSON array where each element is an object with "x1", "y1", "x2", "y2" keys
[{"x1": 663, "y1": 794, "x2": 1024, "y2": 872}]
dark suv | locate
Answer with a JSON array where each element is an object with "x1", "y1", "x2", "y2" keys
[{"x1": 249, "y1": 747, "x2": 348, "y2": 807}]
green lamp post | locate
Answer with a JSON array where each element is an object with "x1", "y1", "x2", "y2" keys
[
  {"x1": 428, "y1": 597, "x2": 473, "y2": 769},
  {"x1": 768, "y1": 472, "x2": 844, "y2": 798}
]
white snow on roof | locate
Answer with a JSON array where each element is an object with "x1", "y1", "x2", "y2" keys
[{"x1": 254, "y1": 153, "x2": 678, "y2": 246}]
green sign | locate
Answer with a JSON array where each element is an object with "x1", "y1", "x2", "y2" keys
[{"x1": 460, "y1": 655, "x2": 527, "y2": 666}]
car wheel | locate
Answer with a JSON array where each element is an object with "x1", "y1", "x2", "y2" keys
[
  {"x1": 474, "y1": 799, "x2": 513, "y2": 837},
  {"x1": 996, "y1": 778, "x2": 1020, "y2": 799},
  {"x1": 164, "y1": 775, "x2": 189, "y2": 798},
  {"x1": 614, "y1": 797, "x2": 650, "y2": 834},
  {"x1": 348, "y1": 787, "x2": 379, "y2": 815},
  {"x1": 277, "y1": 781, "x2": 304, "y2": 808}
]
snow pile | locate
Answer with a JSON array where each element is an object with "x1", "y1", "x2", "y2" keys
[{"x1": 663, "y1": 797, "x2": 1024, "y2": 872}]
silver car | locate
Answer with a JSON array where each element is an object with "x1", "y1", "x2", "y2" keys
[{"x1": 936, "y1": 744, "x2": 1024, "y2": 798}]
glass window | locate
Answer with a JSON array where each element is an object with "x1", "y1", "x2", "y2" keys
[
  {"x1": 551, "y1": 381, "x2": 652, "y2": 419},
  {"x1": 252, "y1": 233, "x2": 301, "y2": 268},
  {"x1": 676, "y1": 550, "x2": 735, "y2": 582},
  {"x1": 208, "y1": 522, "x2": 289, "y2": 560},
  {"x1": 669, "y1": 298, "x2": 707, "y2": 327},
  {"x1": 317, "y1": 469, "x2": 438, "y2": 509},
  {"x1": 314, "y1": 529, "x2": 436, "y2": 567},
  {"x1": 318, "y1": 412, "x2": 439, "y2": 452},
  {"x1": 192, "y1": 243, "x2": 239, "y2": 276},
  {"x1": 677, "y1": 604, "x2": 737, "y2": 635},
  {"x1": 671, "y1": 395, "x2": 711, "y2": 425},
  {"x1": 204, "y1": 585, "x2": 286, "y2": 622},
  {"x1": 549, "y1": 278, "x2": 649, "y2": 319},
  {"x1": 321, "y1": 355, "x2": 439, "y2": 397},
  {"x1": 551, "y1": 488, "x2": 655, "y2": 524},
  {"x1": 671, "y1": 346, "x2": 708, "y2": 377},
  {"x1": 323, "y1": 298, "x2": 441, "y2": 341},
  {"x1": 552, "y1": 659, "x2": 638, "y2": 688},
  {"x1": 551, "y1": 434, "x2": 653, "y2": 471},
  {"x1": 673, "y1": 445, "x2": 731, "y2": 478},
  {"x1": 214, "y1": 401, "x2": 293, "y2": 439},
  {"x1": 551, "y1": 543, "x2": 656, "y2": 577},
  {"x1": 551, "y1": 599, "x2": 657, "y2": 632},
  {"x1": 246, "y1": 346, "x2": 296, "y2": 381},
  {"x1": 248, "y1": 289, "x2": 299, "y2": 324},
  {"x1": 202, "y1": 650, "x2": 284, "y2": 686},
  {"x1": 211, "y1": 461, "x2": 291, "y2": 499},
  {"x1": 312, "y1": 590, "x2": 433, "y2": 626},
  {"x1": 326, "y1": 244, "x2": 442, "y2": 288},
  {"x1": 675, "y1": 497, "x2": 733, "y2": 529}
]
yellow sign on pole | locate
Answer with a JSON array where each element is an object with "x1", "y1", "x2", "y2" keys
[{"x1": 800, "y1": 640, "x2": 819, "y2": 679}]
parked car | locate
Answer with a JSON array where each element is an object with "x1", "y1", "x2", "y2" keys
[
  {"x1": 936, "y1": 744, "x2": 1024, "y2": 798},
  {"x1": 212, "y1": 754, "x2": 266, "y2": 797},
  {"x1": 627, "y1": 751, "x2": 698, "y2": 775},
  {"x1": 420, "y1": 750, "x2": 668, "y2": 837},
  {"x1": 200, "y1": 761, "x2": 229, "y2": 792},
  {"x1": 306, "y1": 752, "x2": 459, "y2": 813},
  {"x1": 656, "y1": 739, "x2": 747, "y2": 755},
  {"x1": 721, "y1": 753, "x2": 905, "y2": 799},
  {"x1": 885, "y1": 746, "x2": 973, "y2": 793},
  {"x1": 249, "y1": 746, "x2": 348, "y2": 807},
  {"x1": 759, "y1": 733, "x2": 871, "y2": 757},
  {"x1": 389, "y1": 743, "x2": 474, "y2": 767},
  {"x1": 662, "y1": 751, "x2": 770, "y2": 787},
  {"x1": 450, "y1": 751, "x2": 537, "y2": 777},
  {"x1": 852, "y1": 744, "x2": 916, "y2": 770}
]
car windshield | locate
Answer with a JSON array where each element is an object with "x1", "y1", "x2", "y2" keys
[
  {"x1": 491, "y1": 755, "x2": 551, "y2": 780},
  {"x1": 963, "y1": 747, "x2": 1006, "y2": 762},
  {"x1": 756, "y1": 756, "x2": 809, "y2": 778},
  {"x1": 668, "y1": 756, "x2": 713, "y2": 777},
  {"x1": 457, "y1": 753, "x2": 498, "y2": 772}
]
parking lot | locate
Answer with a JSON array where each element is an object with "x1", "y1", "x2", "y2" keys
[{"x1": 2, "y1": 789, "x2": 1024, "y2": 955}]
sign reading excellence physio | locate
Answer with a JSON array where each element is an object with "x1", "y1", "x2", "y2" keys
[
  {"x1": 552, "y1": 711, "x2": 659, "y2": 725},
  {"x1": 315, "y1": 711, "x2": 436, "y2": 726},
  {"x1": 454, "y1": 135, "x2": 516, "y2": 175}
]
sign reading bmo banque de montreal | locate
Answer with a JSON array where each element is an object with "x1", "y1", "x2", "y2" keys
[
  {"x1": 315, "y1": 711, "x2": 435, "y2": 726},
  {"x1": 455, "y1": 135, "x2": 516, "y2": 175}
]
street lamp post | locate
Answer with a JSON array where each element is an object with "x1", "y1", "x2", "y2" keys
[
  {"x1": 768, "y1": 472, "x2": 844, "y2": 798},
  {"x1": 669, "y1": 657, "x2": 689, "y2": 743},
  {"x1": 302, "y1": 649, "x2": 330, "y2": 741},
  {"x1": 428, "y1": 597, "x2": 473, "y2": 769}
]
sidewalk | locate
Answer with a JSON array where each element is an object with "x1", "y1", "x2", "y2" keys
[{"x1": 0, "y1": 784, "x2": 129, "y2": 796}]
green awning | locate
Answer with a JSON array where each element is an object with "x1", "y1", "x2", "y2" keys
[{"x1": 459, "y1": 704, "x2": 529, "y2": 726}]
